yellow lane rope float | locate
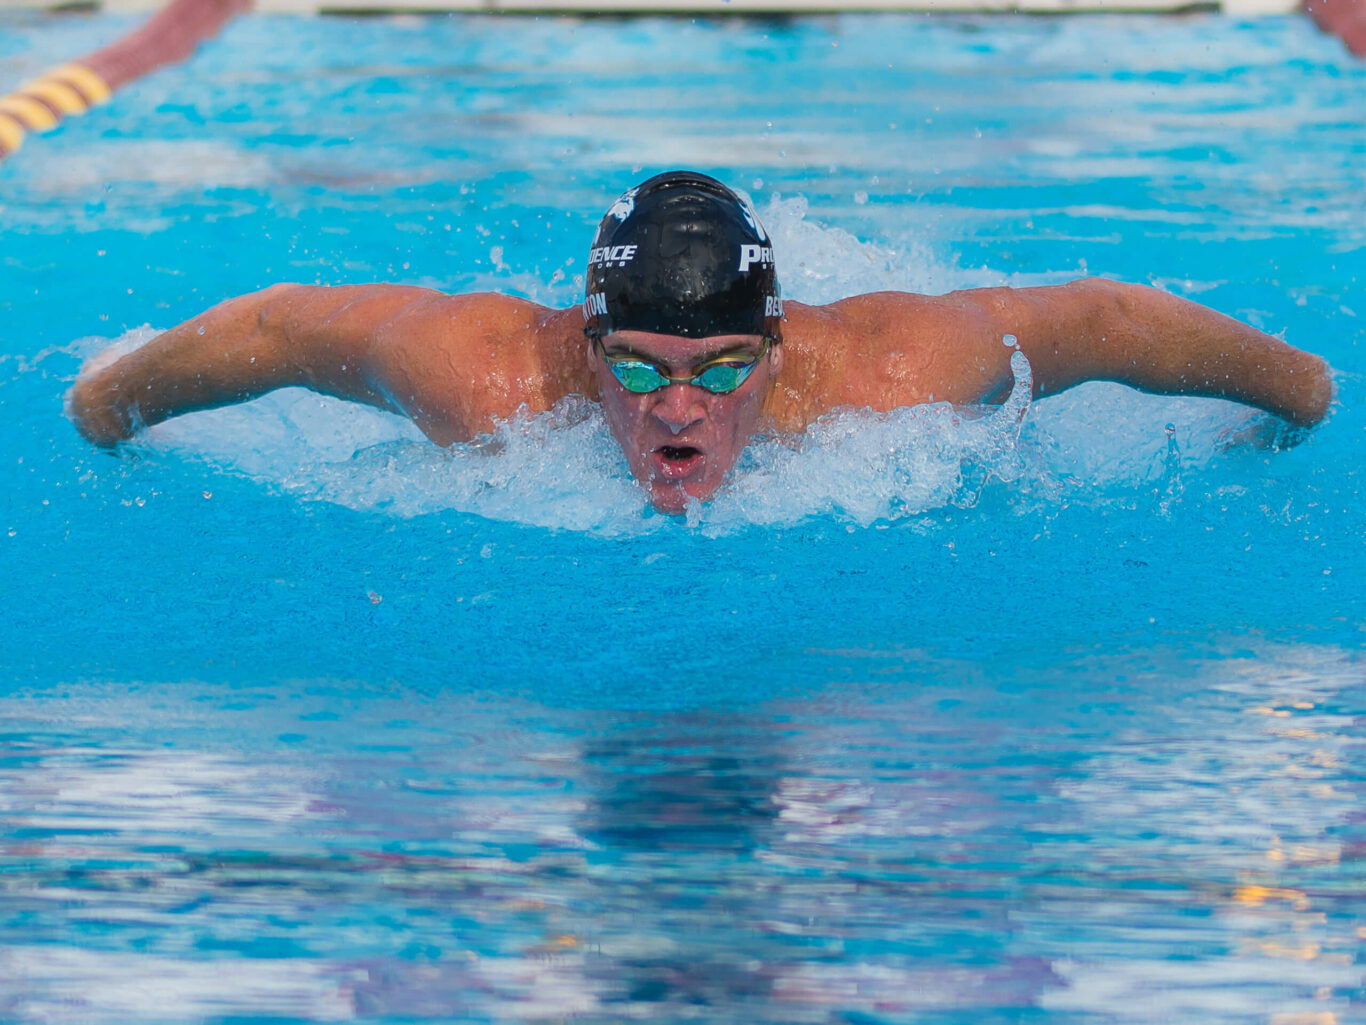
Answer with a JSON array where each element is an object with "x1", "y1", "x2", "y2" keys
[{"x1": 0, "y1": 63, "x2": 113, "y2": 157}]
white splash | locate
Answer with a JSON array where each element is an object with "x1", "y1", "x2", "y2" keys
[
  {"x1": 83, "y1": 343, "x2": 1045, "y2": 537},
  {"x1": 142, "y1": 391, "x2": 653, "y2": 535},
  {"x1": 762, "y1": 193, "x2": 941, "y2": 303},
  {"x1": 694, "y1": 350, "x2": 1036, "y2": 532}
]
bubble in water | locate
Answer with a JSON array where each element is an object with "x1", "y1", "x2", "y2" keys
[{"x1": 1157, "y1": 422, "x2": 1184, "y2": 517}]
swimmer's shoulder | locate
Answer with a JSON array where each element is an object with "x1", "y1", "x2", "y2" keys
[
  {"x1": 271, "y1": 283, "x2": 536, "y2": 354},
  {"x1": 374, "y1": 289, "x2": 555, "y2": 341},
  {"x1": 784, "y1": 291, "x2": 987, "y2": 340},
  {"x1": 367, "y1": 290, "x2": 587, "y2": 443},
  {"x1": 771, "y1": 295, "x2": 955, "y2": 425}
]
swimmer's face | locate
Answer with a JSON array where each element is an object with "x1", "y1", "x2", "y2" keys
[{"x1": 590, "y1": 331, "x2": 782, "y2": 514}]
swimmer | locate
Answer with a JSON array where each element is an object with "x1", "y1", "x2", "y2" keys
[{"x1": 69, "y1": 170, "x2": 1333, "y2": 514}]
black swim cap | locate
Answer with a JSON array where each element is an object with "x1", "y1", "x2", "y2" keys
[{"x1": 583, "y1": 170, "x2": 783, "y2": 341}]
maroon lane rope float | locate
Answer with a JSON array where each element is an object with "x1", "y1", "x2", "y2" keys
[
  {"x1": 0, "y1": 0, "x2": 251, "y2": 163},
  {"x1": 1304, "y1": 0, "x2": 1366, "y2": 55}
]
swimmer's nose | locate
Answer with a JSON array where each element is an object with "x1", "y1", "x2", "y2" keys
[{"x1": 651, "y1": 383, "x2": 706, "y2": 435}]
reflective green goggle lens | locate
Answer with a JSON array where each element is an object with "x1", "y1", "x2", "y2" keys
[
  {"x1": 609, "y1": 359, "x2": 756, "y2": 394},
  {"x1": 600, "y1": 339, "x2": 769, "y2": 395}
]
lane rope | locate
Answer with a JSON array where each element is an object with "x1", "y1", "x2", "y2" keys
[
  {"x1": 0, "y1": 0, "x2": 249, "y2": 163},
  {"x1": 0, "y1": 64, "x2": 112, "y2": 157}
]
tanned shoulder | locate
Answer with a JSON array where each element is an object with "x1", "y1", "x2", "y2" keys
[
  {"x1": 774, "y1": 292, "x2": 1011, "y2": 426},
  {"x1": 367, "y1": 292, "x2": 581, "y2": 445}
]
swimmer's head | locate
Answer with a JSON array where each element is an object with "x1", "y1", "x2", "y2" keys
[
  {"x1": 583, "y1": 173, "x2": 786, "y2": 514},
  {"x1": 583, "y1": 170, "x2": 783, "y2": 343}
]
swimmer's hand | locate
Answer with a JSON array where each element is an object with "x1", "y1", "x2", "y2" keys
[{"x1": 68, "y1": 347, "x2": 141, "y2": 447}]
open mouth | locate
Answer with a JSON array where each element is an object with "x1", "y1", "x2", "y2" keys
[
  {"x1": 659, "y1": 446, "x2": 699, "y2": 462},
  {"x1": 652, "y1": 445, "x2": 703, "y2": 481}
]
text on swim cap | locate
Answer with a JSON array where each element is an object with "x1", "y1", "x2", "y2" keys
[
  {"x1": 588, "y1": 244, "x2": 638, "y2": 267},
  {"x1": 738, "y1": 245, "x2": 775, "y2": 273},
  {"x1": 584, "y1": 292, "x2": 609, "y2": 319}
]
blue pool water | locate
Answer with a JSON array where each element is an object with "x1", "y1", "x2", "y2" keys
[{"x1": 2, "y1": 10, "x2": 1365, "y2": 1022}]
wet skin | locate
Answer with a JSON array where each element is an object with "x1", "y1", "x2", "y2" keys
[
  {"x1": 588, "y1": 331, "x2": 784, "y2": 514},
  {"x1": 69, "y1": 281, "x2": 1334, "y2": 519}
]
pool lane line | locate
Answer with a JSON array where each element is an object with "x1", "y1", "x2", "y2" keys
[{"x1": 0, "y1": 0, "x2": 251, "y2": 164}]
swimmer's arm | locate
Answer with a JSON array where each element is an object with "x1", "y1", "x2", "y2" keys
[
  {"x1": 68, "y1": 283, "x2": 433, "y2": 446},
  {"x1": 963, "y1": 278, "x2": 1334, "y2": 426}
]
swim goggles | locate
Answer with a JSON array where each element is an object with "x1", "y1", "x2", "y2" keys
[{"x1": 595, "y1": 337, "x2": 771, "y2": 395}]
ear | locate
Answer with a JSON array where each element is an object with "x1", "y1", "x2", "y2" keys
[
  {"x1": 585, "y1": 335, "x2": 601, "y2": 381},
  {"x1": 767, "y1": 341, "x2": 784, "y2": 378}
]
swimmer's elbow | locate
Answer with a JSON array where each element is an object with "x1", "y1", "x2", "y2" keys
[
  {"x1": 253, "y1": 283, "x2": 316, "y2": 385},
  {"x1": 255, "y1": 282, "x2": 302, "y2": 340}
]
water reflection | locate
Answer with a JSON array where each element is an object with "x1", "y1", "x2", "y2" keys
[
  {"x1": 580, "y1": 715, "x2": 785, "y2": 854},
  {"x1": 0, "y1": 641, "x2": 1362, "y2": 1022},
  {"x1": 334, "y1": 702, "x2": 1063, "y2": 1020}
]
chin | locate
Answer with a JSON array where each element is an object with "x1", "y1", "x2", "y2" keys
[
  {"x1": 646, "y1": 478, "x2": 720, "y2": 515},
  {"x1": 647, "y1": 485, "x2": 695, "y2": 515}
]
